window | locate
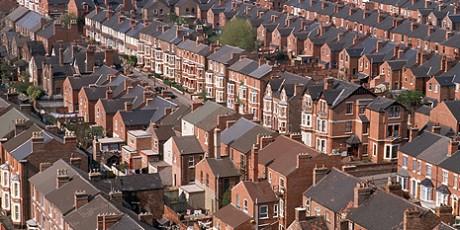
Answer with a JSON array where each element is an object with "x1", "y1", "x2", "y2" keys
[
  {"x1": 273, "y1": 204, "x2": 278, "y2": 217},
  {"x1": 387, "y1": 124, "x2": 400, "y2": 138},
  {"x1": 346, "y1": 102, "x2": 353, "y2": 114},
  {"x1": 259, "y1": 205, "x2": 268, "y2": 219},
  {"x1": 437, "y1": 192, "x2": 448, "y2": 206},
  {"x1": 372, "y1": 143, "x2": 378, "y2": 156},
  {"x1": 205, "y1": 173, "x2": 209, "y2": 186},
  {"x1": 345, "y1": 121, "x2": 352, "y2": 133},
  {"x1": 13, "y1": 204, "x2": 19, "y2": 222},
  {"x1": 402, "y1": 155, "x2": 408, "y2": 168},
  {"x1": 362, "y1": 123, "x2": 368, "y2": 134},
  {"x1": 279, "y1": 199, "x2": 284, "y2": 217},
  {"x1": 422, "y1": 186, "x2": 432, "y2": 201},
  {"x1": 268, "y1": 172, "x2": 272, "y2": 184},
  {"x1": 250, "y1": 90, "x2": 257, "y2": 104},
  {"x1": 3, "y1": 172, "x2": 7, "y2": 186},
  {"x1": 317, "y1": 119, "x2": 327, "y2": 132},
  {"x1": 302, "y1": 113, "x2": 312, "y2": 127},
  {"x1": 426, "y1": 164, "x2": 432, "y2": 178},
  {"x1": 359, "y1": 105, "x2": 367, "y2": 114},
  {"x1": 384, "y1": 144, "x2": 398, "y2": 159},
  {"x1": 317, "y1": 138, "x2": 326, "y2": 153},
  {"x1": 303, "y1": 132, "x2": 312, "y2": 147},
  {"x1": 398, "y1": 176, "x2": 408, "y2": 191},
  {"x1": 13, "y1": 182, "x2": 18, "y2": 197},
  {"x1": 236, "y1": 194, "x2": 240, "y2": 208},
  {"x1": 188, "y1": 156, "x2": 195, "y2": 167},
  {"x1": 443, "y1": 170, "x2": 449, "y2": 185},
  {"x1": 279, "y1": 178, "x2": 285, "y2": 190},
  {"x1": 388, "y1": 106, "x2": 400, "y2": 118},
  {"x1": 243, "y1": 199, "x2": 248, "y2": 213},
  {"x1": 455, "y1": 174, "x2": 458, "y2": 190}
]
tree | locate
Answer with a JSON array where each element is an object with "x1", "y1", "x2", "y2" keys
[
  {"x1": 219, "y1": 18, "x2": 256, "y2": 51},
  {"x1": 396, "y1": 90, "x2": 424, "y2": 111},
  {"x1": 0, "y1": 61, "x2": 15, "y2": 85},
  {"x1": 26, "y1": 85, "x2": 44, "y2": 101},
  {"x1": 62, "y1": 13, "x2": 77, "y2": 27},
  {"x1": 126, "y1": 55, "x2": 138, "y2": 66}
]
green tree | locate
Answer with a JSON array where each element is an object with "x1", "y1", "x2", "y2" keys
[
  {"x1": 26, "y1": 85, "x2": 44, "y2": 101},
  {"x1": 219, "y1": 18, "x2": 256, "y2": 51},
  {"x1": 62, "y1": 13, "x2": 77, "y2": 27},
  {"x1": 396, "y1": 90, "x2": 424, "y2": 111},
  {"x1": 126, "y1": 55, "x2": 138, "y2": 66},
  {"x1": 221, "y1": 189, "x2": 231, "y2": 207},
  {"x1": 0, "y1": 61, "x2": 15, "y2": 85}
]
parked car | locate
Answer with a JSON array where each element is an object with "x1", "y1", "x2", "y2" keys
[{"x1": 162, "y1": 91, "x2": 176, "y2": 99}]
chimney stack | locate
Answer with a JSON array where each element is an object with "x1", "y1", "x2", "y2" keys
[
  {"x1": 296, "y1": 153, "x2": 312, "y2": 169},
  {"x1": 104, "y1": 47, "x2": 115, "y2": 66},
  {"x1": 106, "y1": 89, "x2": 113, "y2": 99},
  {"x1": 97, "y1": 213, "x2": 123, "y2": 230},
  {"x1": 431, "y1": 124, "x2": 441, "y2": 134},
  {"x1": 39, "y1": 162, "x2": 52, "y2": 172},
  {"x1": 56, "y1": 169, "x2": 70, "y2": 188},
  {"x1": 435, "y1": 205, "x2": 455, "y2": 225},
  {"x1": 409, "y1": 127, "x2": 419, "y2": 142},
  {"x1": 214, "y1": 128, "x2": 221, "y2": 159},
  {"x1": 448, "y1": 138, "x2": 459, "y2": 157},
  {"x1": 14, "y1": 119, "x2": 27, "y2": 136},
  {"x1": 109, "y1": 189, "x2": 123, "y2": 205},
  {"x1": 295, "y1": 207, "x2": 307, "y2": 222},
  {"x1": 313, "y1": 166, "x2": 329, "y2": 185},
  {"x1": 59, "y1": 47, "x2": 65, "y2": 66},
  {"x1": 324, "y1": 77, "x2": 335, "y2": 91},
  {"x1": 70, "y1": 155, "x2": 82, "y2": 169},
  {"x1": 403, "y1": 208, "x2": 425, "y2": 230},
  {"x1": 384, "y1": 177, "x2": 404, "y2": 197},
  {"x1": 353, "y1": 181, "x2": 374, "y2": 208},
  {"x1": 74, "y1": 190, "x2": 89, "y2": 209},
  {"x1": 138, "y1": 212, "x2": 154, "y2": 225},
  {"x1": 124, "y1": 101, "x2": 133, "y2": 111},
  {"x1": 250, "y1": 144, "x2": 259, "y2": 181},
  {"x1": 86, "y1": 45, "x2": 95, "y2": 73}
]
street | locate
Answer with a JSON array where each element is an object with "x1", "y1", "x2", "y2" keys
[{"x1": 131, "y1": 68, "x2": 193, "y2": 106}]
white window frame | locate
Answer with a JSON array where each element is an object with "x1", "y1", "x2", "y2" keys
[
  {"x1": 273, "y1": 204, "x2": 278, "y2": 217},
  {"x1": 442, "y1": 170, "x2": 449, "y2": 185},
  {"x1": 259, "y1": 205, "x2": 269, "y2": 219},
  {"x1": 384, "y1": 144, "x2": 398, "y2": 160}
]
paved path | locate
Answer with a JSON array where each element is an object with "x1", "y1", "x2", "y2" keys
[{"x1": 131, "y1": 69, "x2": 193, "y2": 106}]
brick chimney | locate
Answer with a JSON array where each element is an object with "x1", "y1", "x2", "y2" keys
[
  {"x1": 109, "y1": 189, "x2": 123, "y2": 205},
  {"x1": 295, "y1": 207, "x2": 307, "y2": 222},
  {"x1": 353, "y1": 181, "x2": 374, "y2": 208},
  {"x1": 70, "y1": 155, "x2": 82, "y2": 169},
  {"x1": 124, "y1": 101, "x2": 133, "y2": 111},
  {"x1": 31, "y1": 131, "x2": 44, "y2": 144},
  {"x1": 403, "y1": 208, "x2": 425, "y2": 230},
  {"x1": 250, "y1": 144, "x2": 259, "y2": 181},
  {"x1": 289, "y1": 133, "x2": 302, "y2": 142},
  {"x1": 106, "y1": 89, "x2": 113, "y2": 99},
  {"x1": 64, "y1": 130, "x2": 77, "y2": 144},
  {"x1": 192, "y1": 102, "x2": 203, "y2": 111},
  {"x1": 74, "y1": 190, "x2": 89, "y2": 209},
  {"x1": 39, "y1": 162, "x2": 52, "y2": 172},
  {"x1": 214, "y1": 128, "x2": 221, "y2": 159},
  {"x1": 435, "y1": 205, "x2": 455, "y2": 225},
  {"x1": 86, "y1": 45, "x2": 95, "y2": 72},
  {"x1": 324, "y1": 77, "x2": 335, "y2": 91},
  {"x1": 409, "y1": 126, "x2": 419, "y2": 142},
  {"x1": 294, "y1": 84, "x2": 304, "y2": 96},
  {"x1": 97, "y1": 213, "x2": 123, "y2": 230},
  {"x1": 257, "y1": 135, "x2": 275, "y2": 149},
  {"x1": 313, "y1": 166, "x2": 329, "y2": 185},
  {"x1": 89, "y1": 169, "x2": 102, "y2": 181},
  {"x1": 138, "y1": 212, "x2": 154, "y2": 225},
  {"x1": 431, "y1": 124, "x2": 441, "y2": 134},
  {"x1": 104, "y1": 47, "x2": 115, "y2": 66},
  {"x1": 56, "y1": 169, "x2": 70, "y2": 188},
  {"x1": 448, "y1": 138, "x2": 459, "y2": 157},
  {"x1": 297, "y1": 153, "x2": 312, "y2": 168},
  {"x1": 384, "y1": 177, "x2": 403, "y2": 197},
  {"x1": 14, "y1": 118, "x2": 27, "y2": 136}
]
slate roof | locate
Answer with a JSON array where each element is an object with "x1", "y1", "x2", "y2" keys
[
  {"x1": 16, "y1": 11, "x2": 44, "y2": 32},
  {"x1": 6, "y1": 6, "x2": 28, "y2": 22},
  {"x1": 118, "y1": 109, "x2": 158, "y2": 126},
  {"x1": 177, "y1": 39, "x2": 211, "y2": 56},
  {"x1": 116, "y1": 173, "x2": 163, "y2": 191},
  {"x1": 45, "y1": 176, "x2": 100, "y2": 215},
  {"x1": 202, "y1": 157, "x2": 240, "y2": 178},
  {"x1": 259, "y1": 135, "x2": 319, "y2": 176},
  {"x1": 208, "y1": 45, "x2": 245, "y2": 64},
  {"x1": 228, "y1": 58, "x2": 259, "y2": 75},
  {"x1": 304, "y1": 168, "x2": 360, "y2": 212},
  {"x1": 439, "y1": 151, "x2": 460, "y2": 174},
  {"x1": 399, "y1": 131, "x2": 450, "y2": 165},
  {"x1": 366, "y1": 97, "x2": 398, "y2": 112},
  {"x1": 241, "y1": 181, "x2": 277, "y2": 203},
  {"x1": 182, "y1": 101, "x2": 235, "y2": 131},
  {"x1": 213, "y1": 205, "x2": 251, "y2": 228},
  {"x1": 64, "y1": 195, "x2": 143, "y2": 230},
  {"x1": 434, "y1": 75, "x2": 455, "y2": 87},
  {"x1": 172, "y1": 136, "x2": 204, "y2": 155},
  {"x1": 444, "y1": 100, "x2": 460, "y2": 121},
  {"x1": 346, "y1": 189, "x2": 437, "y2": 230},
  {"x1": 0, "y1": 107, "x2": 29, "y2": 138},
  {"x1": 2, "y1": 124, "x2": 41, "y2": 152},
  {"x1": 11, "y1": 131, "x2": 54, "y2": 160},
  {"x1": 322, "y1": 79, "x2": 373, "y2": 108}
]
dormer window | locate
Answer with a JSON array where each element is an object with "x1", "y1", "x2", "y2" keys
[{"x1": 388, "y1": 106, "x2": 400, "y2": 118}]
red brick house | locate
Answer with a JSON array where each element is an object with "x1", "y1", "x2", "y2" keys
[
  {"x1": 258, "y1": 135, "x2": 344, "y2": 229},
  {"x1": 167, "y1": 136, "x2": 204, "y2": 187},
  {"x1": 429, "y1": 100, "x2": 460, "y2": 133}
]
